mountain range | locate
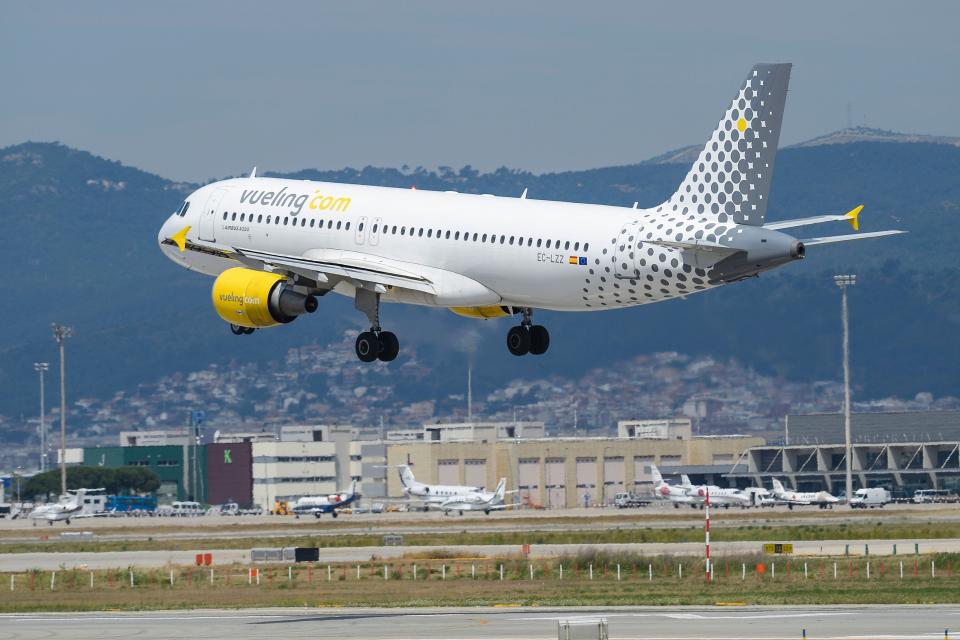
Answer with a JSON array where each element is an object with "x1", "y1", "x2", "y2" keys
[{"x1": 1, "y1": 128, "x2": 958, "y2": 428}]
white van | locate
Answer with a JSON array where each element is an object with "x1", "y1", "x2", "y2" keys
[
  {"x1": 170, "y1": 501, "x2": 204, "y2": 516},
  {"x1": 849, "y1": 487, "x2": 890, "y2": 508}
]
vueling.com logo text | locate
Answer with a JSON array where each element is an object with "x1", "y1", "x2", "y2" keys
[{"x1": 239, "y1": 187, "x2": 351, "y2": 216}]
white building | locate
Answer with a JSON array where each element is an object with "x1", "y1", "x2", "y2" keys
[
  {"x1": 617, "y1": 418, "x2": 692, "y2": 440},
  {"x1": 119, "y1": 429, "x2": 190, "y2": 447}
]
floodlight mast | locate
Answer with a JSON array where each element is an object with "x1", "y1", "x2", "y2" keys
[
  {"x1": 51, "y1": 324, "x2": 72, "y2": 497},
  {"x1": 834, "y1": 275, "x2": 856, "y2": 506},
  {"x1": 33, "y1": 362, "x2": 49, "y2": 472}
]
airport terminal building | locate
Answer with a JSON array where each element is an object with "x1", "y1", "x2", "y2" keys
[{"x1": 728, "y1": 411, "x2": 960, "y2": 497}]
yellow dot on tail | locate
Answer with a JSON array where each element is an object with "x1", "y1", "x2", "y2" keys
[{"x1": 736, "y1": 117, "x2": 747, "y2": 133}]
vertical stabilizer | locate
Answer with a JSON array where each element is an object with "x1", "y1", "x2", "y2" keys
[
  {"x1": 660, "y1": 63, "x2": 791, "y2": 226},
  {"x1": 650, "y1": 464, "x2": 663, "y2": 485}
]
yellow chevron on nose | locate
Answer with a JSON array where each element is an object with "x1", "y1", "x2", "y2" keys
[{"x1": 171, "y1": 225, "x2": 191, "y2": 252}]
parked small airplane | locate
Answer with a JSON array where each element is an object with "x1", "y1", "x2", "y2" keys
[
  {"x1": 650, "y1": 465, "x2": 695, "y2": 508},
  {"x1": 397, "y1": 465, "x2": 483, "y2": 509},
  {"x1": 292, "y1": 480, "x2": 360, "y2": 518},
  {"x1": 438, "y1": 478, "x2": 515, "y2": 515},
  {"x1": 683, "y1": 482, "x2": 752, "y2": 508},
  {"x1": 29, "y1": 488, "x2": 105, "y2": 525},
  {"x1": 771, "y1": 478, "x2": 839, "y2": 509}
]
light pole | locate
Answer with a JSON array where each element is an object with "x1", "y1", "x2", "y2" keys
[
  {"x1": 34, "y1": 362, "x2": 49, "y2": 472},
  {"x1": 52, "y1": 324, "x2": 72, "y2": 497},
  {"x1": 834, "y1": 275, "x2": 856, "y2": 506}
]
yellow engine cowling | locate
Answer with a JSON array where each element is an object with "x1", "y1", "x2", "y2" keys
[
  {"x1": 212, "y1": 267, "x2": 318, "y2": 328},
  {"x1": 448, "y1": 305, "x2": 513, "y2": 319}
]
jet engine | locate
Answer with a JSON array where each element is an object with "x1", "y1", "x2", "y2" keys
[{"x1": 212, "y1": 267, "x2": 317, "y2": 328}]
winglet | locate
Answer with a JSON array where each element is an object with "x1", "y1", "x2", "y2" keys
[
  {"x1": 520, "y1": 188, "x2": 528, "y2": 200},
  {"x1": 845, "y1": 205, "x2": 863, "y2": 231},
  {"x1": 171, "y1": 225, "x2": 191, "y2": 252},
  {"x1": 249, "y1": 166, "x2": 257, "y2": 178}
]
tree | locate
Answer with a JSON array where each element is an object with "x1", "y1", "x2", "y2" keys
[{"x1": 19, "y1": 466, "x2": 161, "y2": 501}]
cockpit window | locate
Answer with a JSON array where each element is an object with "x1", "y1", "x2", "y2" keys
[{"x1": 177, "y1": 201, "x2": 190, "y2": 217}]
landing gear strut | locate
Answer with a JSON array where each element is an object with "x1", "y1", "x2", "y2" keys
[
  {"x1": 354, "y1": 288, "x2": 400, "y2": 362},
  {"x1": 506, "y1": 308, "x2": 549, "y2": 356}
]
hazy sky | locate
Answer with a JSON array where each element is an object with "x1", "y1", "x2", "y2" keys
[{"x1": 2, "y1": 2, "x2": 957, "y2": 182}]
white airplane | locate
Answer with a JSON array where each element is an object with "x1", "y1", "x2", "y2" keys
[
  {"x1": 683, "y1": 482, "x2": 752, "y2": 508},
  {"x1": 291, "y1": 480, "x2": 359, "y2": 518},
  {"x1": 771, "y1": 478, "x2": 839, "y2": 509},
  {"x1": 397, "y1": 465, "x2": 482, "y2": 508},
  {"x1": 29, "y1": 488, "x2": 103, "y2": 525},
  {"x1": 158, "y1": 63, "x2": 904, "y2": 362},
  {"x1": 650, "y1": 465, "x2": 695, "y2": 508},
  {"x1": 438, "y1": 478, "x2": 514, "y2": 515}
]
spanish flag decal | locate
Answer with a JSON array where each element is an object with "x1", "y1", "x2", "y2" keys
[{"x1": 568, "y1": 256, "x2": 579, "y2": 264}]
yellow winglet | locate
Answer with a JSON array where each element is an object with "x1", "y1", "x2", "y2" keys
[
  {"x1": 845, "y1": 205, "x2": 863, "y2": 231},
  {"x1": 171, "y1": 225, "x2": 191, "y2": 252}
]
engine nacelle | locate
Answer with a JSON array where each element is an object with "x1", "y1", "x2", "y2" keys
[{"x1": 212, "y1": 267, "x2": 318, "y2": 328}]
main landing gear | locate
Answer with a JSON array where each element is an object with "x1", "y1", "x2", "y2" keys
[
  {"x1": 506, "y1": 308, "x2": 549, "y2": 356},
  {"x1": 354, "y1": 288, "x2": 400, "y2": 363}
]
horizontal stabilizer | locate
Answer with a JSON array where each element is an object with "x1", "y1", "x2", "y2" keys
[
  {"x1": 801, "y1": 229, "x2": 906, "y2": 246},
  {"x1": 646, "y1": 239, "x2": 741, "y2": 257},
  {"x1": 766, "y1": 205, "x2": 863, "y2": 231}
]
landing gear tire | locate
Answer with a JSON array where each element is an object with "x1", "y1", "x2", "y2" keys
[
  {"x1": 378, "y1": 331, "x2": 399, "y2": 362},
  {"x1": 332, "y1": 511, "x2": 338, "y2": 518},
  {"x1": 507, "y1": 326, "x2": 531, "y2": 356},
  {"x1": 230, "y1": 324, "x2": 255, "y2": 335},
  {"x1": 355, "y1": 331, "x2": 381, "y2": 362},
  {"x1": 528, "y1": 325, "x2": 550, "y2": 355}
]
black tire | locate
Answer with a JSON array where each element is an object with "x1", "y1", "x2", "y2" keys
[
  {"x1": 528, "y1": 325, "x2": 550, "y2": 355},
  {"x1": 507, "y1": 326, "x2": 531, "y2": 356},
  {"x1": 378, "y1": 331, "x2": 400, "y2": 362},
  {"x1": 243, "y1": 327, "x2": 256, "y2": 335},
  {"x1": 332, "y1": 511, "x2": 338, "y2": 518},
  {"x1": 355, "y1": 331, "x2": 381, "y2": 362},
  {"x1": 230, "y1": 324, "x2": 246, "y2": 335}
]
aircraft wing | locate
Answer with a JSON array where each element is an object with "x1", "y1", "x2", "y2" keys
[{"x1": 231, "y1": 246, "x2": 438, "y2": 295}]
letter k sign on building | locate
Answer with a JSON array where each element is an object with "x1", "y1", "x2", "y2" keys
[{"x1": 224, "y1": 449, "x2": 232, "y2": 464}]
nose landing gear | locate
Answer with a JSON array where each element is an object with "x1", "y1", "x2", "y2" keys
[
  {"x1": 230, "y1": 324, "x2": 256, "y2": 335},
  {"x1": 506, "y1": 308, "x2": 549, "y2": 356}
]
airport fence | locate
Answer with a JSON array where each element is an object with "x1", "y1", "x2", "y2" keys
[{"x1": 6, "y1": 552, "x2": 960, "y2": 593}]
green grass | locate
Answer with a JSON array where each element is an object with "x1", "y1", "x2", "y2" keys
[
  {"x1": 2, "y1": 520, "x2": 957, "y2": 554},
  {"x1": 3, "y1": 552, "x2": 959, "y2": 612}
]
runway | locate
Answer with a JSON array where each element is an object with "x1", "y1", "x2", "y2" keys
[
  {"x1": 3, "y1": 538, "x2": 959, "y2": 571},
  {"x1": 1, "y1": 606, "x2": 958, "y2": 639}
]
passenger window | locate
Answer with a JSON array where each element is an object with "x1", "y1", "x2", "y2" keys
[
  {"x1": 310, "y1": 219, "x2": 315, "y2": 228},
  {"x1": 574, "y1": 241, "x2": 580, "y2": 251},
  {"x1": 527, "y1": 238, "x2": 533, "y2": 247},
  {"x1": 584, "y1": 243, "x2": 590, "y2": 251},
  {"x1": 500, "y1": 235, "x2": 505, "y2": 244},
  {"x1": 392, "y1": 225, "x2": 397, "y2": 234},
  {"x1": 222, "y1": 212, "x2": 228, "y2": 220},
  {"x1": 328, "y1": 220, "x2": 333, "y2": 229},
  {"x1": 266, "y1": 215, "x2": 271, "y2": 224},
  {"x1": 445, "y1": 230, "x2": 451, "y2": 239},
  {"x1": 257, "y1": 214, "x2": 263, "y2": 223},
  {"x1": 565, "y1": 241, "x2": 570, "y2": 250},
  {"x1": 284, "y1": 217, "x2": 289, "y2": 225},
  {"x1": 371, "y1": 224, "x2": 376, "y2": 233},
  {"x1": 482, "y1": 233, "x2": 487, "y2": 242},
  {"x1": 509, "y1": 236, "x2": 515, "y2": 245},
  {"x1": 546, "y1": 240, "x2": 551, "y2": 248},
  {"x1": 518, "y1": 236, "x2": 524, "y2": 245},
  {"x1": 536, "y1": 239, "x2": 542, "y2": 247},
  {"x1": 302, "y1": 218, "x2": 308, "y2": 227},
  {"x1": 418, "y1": 228, "x2": 424, "y2": 237},
  {"x1": 455, "y1": 231, "x2": 460, "y2": 240},
  {"x1": 426, "y1": 228, "x2": 432, "y2": 238},
  {"x1": 231, "y1": 212, "x2": 237, "y2": 221},
  {"x1": 337, "y1": 221, "x2": 342, "y2": 230}
]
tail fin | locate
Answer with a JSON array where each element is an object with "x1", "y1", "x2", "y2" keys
[
  {"x1": 771, "y1": 478, "x2": 785, "y2": 494},
  {"x1": 661, "y1": 63, "x2": 791, "y2": 227},
  {"x1": 680, "y1": 474, "x2": 693, "y2": 488},
  {"x1": 398, "y1": 465, "x2": 416, "y2": 490},
  {"x1": 650, "y1": 464, "x2": 663, "y2": 484},
  {"x1": 494, "y1": 478, "x2": 506, "y2": 499}
]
